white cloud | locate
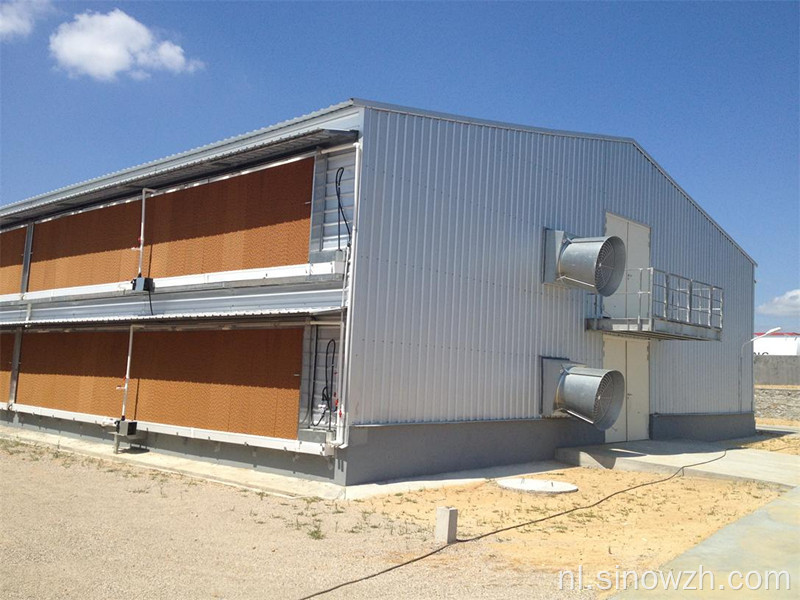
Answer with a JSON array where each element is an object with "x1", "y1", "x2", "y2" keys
[
  {"x1": 757, "y1": 289, "x2": 800, "y2": 317},
  {"x1": 0, "y1": 0, "x2": 52, "y2": 41},
  {"x1": 49, "y1": 9, "x2": 203, "y2": 81}
]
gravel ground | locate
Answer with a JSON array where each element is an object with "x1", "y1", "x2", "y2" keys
[
  {"x1": 754, "y1": 386, "x2": 800, "y2": 423},
  {"x1": 1, "y1": 436, "x2": 784, "y2": 600},
  {"x1": 0, "y1": 440, "x2": 593, "y2": 600}
]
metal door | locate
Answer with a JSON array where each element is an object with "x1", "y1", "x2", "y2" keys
[
  {"x1": 603, "y1": 336, "x2": 650, "y2": 442},
  {"x1": 604, "y1": 214, "x2": 651, "y2": 319}
]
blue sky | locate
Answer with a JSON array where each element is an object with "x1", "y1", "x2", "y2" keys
[{"x1": 1, "y1": 1, "x2": 798, "y2": 332}]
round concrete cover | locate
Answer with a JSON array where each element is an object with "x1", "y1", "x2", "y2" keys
[{"x1": 497, "y1": 478, "x2": 578, "y2": 494}]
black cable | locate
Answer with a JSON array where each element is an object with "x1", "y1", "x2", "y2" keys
[
  {"x1": 146, "y1": 288, "x2": 155, "y2": 316},
  {"x1": 306, "y1": 328, "x2": 320, "y2": 425},
  {"x1": 312, "y1": 339, "x2": 336, "y2": 428},
  {"x1": 335, "y1": 167, "x2": 351, "y2": 250},
  {"x1": 296, "y1": 449, "x2": 730, "y2": 600}
]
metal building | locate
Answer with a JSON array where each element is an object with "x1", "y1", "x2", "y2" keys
[{"x1": 0, "y1": 100, "x2": 756, "y2": 484}]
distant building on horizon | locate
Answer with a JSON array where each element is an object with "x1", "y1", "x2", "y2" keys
[{"x1": 754, "y1": 333, "x2": 800, "y2": 356}]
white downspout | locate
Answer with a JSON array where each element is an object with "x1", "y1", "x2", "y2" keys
[
  {"x1": 331, "y1": 139, "x2": 362, "y2": 449},
  {"x1": 138, "y1": 188, "x2": 156, "y2": 277}
]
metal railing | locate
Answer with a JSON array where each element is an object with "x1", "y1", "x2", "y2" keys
[{"x1": 587, "y1": 267, "x2": 723, "y2": 331}]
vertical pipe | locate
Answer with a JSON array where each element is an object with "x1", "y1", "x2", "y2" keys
[
  {"x1": 334, "y1": 140, "x2": 362, "y2": 447},
  {"x1": 7, "y1": 328, "x2": 23, "y2": 406},
  {"x1": 138, "y1": 189, "x2": 155, "y2": 277},
  {"x1": 19, "y1": 223, "x2": 34, "y2": 294},
  {"x1": 307, "y1": 324, "x2": 319, "y2": 426},
  {"x1": 121, "y1": 325, "x2": 135, "y2": 419},
  {"x1": 307, "y1": 151, "x2": 321, "y2": 259}
]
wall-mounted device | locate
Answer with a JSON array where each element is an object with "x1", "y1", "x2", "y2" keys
[
  {"x1": 541, "y1": 357, "x2": 624, "y2": 431},
  {"x1": 543, "y1": 229, "x2": 626, "y2": 296},
  {"x1": 131, "y1": 277, "x2": 155, "y2": 292}
]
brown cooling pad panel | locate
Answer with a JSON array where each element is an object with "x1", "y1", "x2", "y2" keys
[
  {"x1": 0, "y1": 227, "x2": 26, "y2": 294},
  {"x1": 0, "y1": 332, "x2": 15, "y2": 402},
  {"x1": 144, "y1": 158, "x2": 313, "y2": 277},
  {"x1": 130, "y1": 328, "x2": 303, "y2": 439},
  {"x1": 27, "y1": 202, "x2": 141, "y2": 291},
  {"x1": 16, "y1": 331, "x2": 129, "y2": 417}
]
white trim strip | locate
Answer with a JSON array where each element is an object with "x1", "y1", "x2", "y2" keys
[
  {"x1": 8, "y1": 403, "x2": 331, "y2": 456},
  {"x1": 5, "y1": 261, "x2": 345, "y2": 305}
]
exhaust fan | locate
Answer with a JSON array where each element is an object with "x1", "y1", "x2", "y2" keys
[
  {"x1": 543, "y1": 229, "x2": 626, "y2": 296},
  {"x1": 541, "y1": 357, "x2": 624, "y2": 431}
]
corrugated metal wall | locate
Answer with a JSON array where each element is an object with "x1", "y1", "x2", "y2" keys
[
  {"x1": 14, "y1": 328, "x2": 304, "y2": 439},
  {"x1": 348, "y1": 108, "x2": 754, "y2": 424},
  {"x1": 298, "y1": 324, "x2": 341, "y2": 428},
  {"x1": 309, "y1": 150, "x2": 357, "y2": 254},
  {"x1": 24, "y1": 158, "x2": 314, "y2": 291},
  {"x1": 321, "y1": 151, "x2": 356, "y2": 251},
  {"x1": 0, "y1": 226, "x2": 27, "y2": 294}
]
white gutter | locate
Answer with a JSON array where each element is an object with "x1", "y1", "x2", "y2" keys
[{"x1": 331, "y1": 139, "x2": 363, "y2": 449}]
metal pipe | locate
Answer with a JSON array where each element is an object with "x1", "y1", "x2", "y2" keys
[
  {"x1": 332, "y1": 140, "x2": 362, "y2": 448},
  {"x1": 7, "y1": 328, "x2": 22, "y2": 406},
  {"x1": 120, "y1": 325, "x2": 135, "y2": 419},
  {"x1": 19, "y1": 223, "x2": 34, "y2": 294},
  {"x1": 138, "y1": 189, "x2": 155, "y2": 277},
  {"x1": 739, "y1": 327, "x2": 780, "y2": 412}
]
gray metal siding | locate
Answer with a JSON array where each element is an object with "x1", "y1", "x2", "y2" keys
[{"x1": 347, "y1": 108, "x2": 753, "y2": 424}]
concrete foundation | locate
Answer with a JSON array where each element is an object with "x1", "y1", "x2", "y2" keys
[
  {"x1": 0, "y1": 410, "x2": 341, "y2": 483},
  {"x1": 339, "y1": 418, "x2": 604, "y2": 485},
  {"x1": 1, "y1": 409, "x2": 604, "y2": 485},
  {"x1": 650, "y1": 412, "x2": 756, "y2": 442}
]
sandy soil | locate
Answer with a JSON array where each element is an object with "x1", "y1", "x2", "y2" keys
[
  {"x1": 0, "y1": 439, "x2": 784, "y2": 599},
  {"x1": 732, "y1": 434, "x2": 800, "y2": 455},
  {"x1": 362, "y1": 467, "x2": 782, "y2": 588}
]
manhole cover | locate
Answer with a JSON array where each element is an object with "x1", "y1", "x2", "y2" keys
[{"x1": 497, "y1": 478, "x2": 578, "y2": 494}]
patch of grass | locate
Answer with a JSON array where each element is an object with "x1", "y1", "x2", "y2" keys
[{"x1": 307, "y1": 520, "x2": 325, "y2": 540}]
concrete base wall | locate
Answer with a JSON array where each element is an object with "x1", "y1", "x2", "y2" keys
[
  {"x1": 1, "y1": 409, "x2": 605, "y2": 485},
  {"x1": 754, "y1": 355, "x2": 800, "y2": 386},
  {"x1": 0, "y1": 410, "x2": 342, "y2": 483},
  {"x1": 339, "y1": 418, "x2": 605, "y2": 485},
  {"x1": 650, "y1": 412, "x2": 756, "y2": 442}
]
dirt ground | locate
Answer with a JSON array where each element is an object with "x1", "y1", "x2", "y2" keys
[
  {"x1": 361, "y1": 467, "x2": 783, "y2": 584},
  {"x1": 0, "y1": 438, "x2": 785, "y2": 600}
]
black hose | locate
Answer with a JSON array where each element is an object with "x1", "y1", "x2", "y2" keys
[
  {"x1": 296, "y1": 449, "x2": 732, "y2": 600},
  {"x1": 313, "y1": 339, "x2": 336, "y2": 428},
  {"x1": 335, "y1": 167, "x2": 351, "y2": 250}
]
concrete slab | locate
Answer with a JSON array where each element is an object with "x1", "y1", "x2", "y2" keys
[
  {"x1": 342, "y1": 460, "x2": 569, "y2": 500},
  {"x1": 756, "y1": 423, "x2": 800, "y2": 436},
  {"x1": 0, "y1": 423, "x2": 571, "y2": 501},
  {"x1": 614, "y1": 486, "x2": 800, "y2": 598},
  {"x1": 556, "y1": 439, "x2": 800, "y2": 488}
]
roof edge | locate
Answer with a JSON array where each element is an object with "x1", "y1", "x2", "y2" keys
[{"x1": 1, "y1": 99, "x2": 358, "y2": 216}]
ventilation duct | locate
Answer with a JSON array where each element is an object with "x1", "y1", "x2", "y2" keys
[
  {"x1": 541, "y1": 357, "x2": 624, "y2": 431},
  {"x1": 543, "y1": 229, "x2": 626, "y2": 296}
]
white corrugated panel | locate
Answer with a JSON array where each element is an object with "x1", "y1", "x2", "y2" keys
[
  {"x1": 322, "y1": 151, "x2": 356, "y2": 251},
  {"x1": 347, "y1": 108, "x2": 754, "y2": 425}
]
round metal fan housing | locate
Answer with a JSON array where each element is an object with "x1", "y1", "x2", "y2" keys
[
  {"x1": 556, "y1": 366, "x2": 625, "y2": 431},
  {"x1": 557, "y1": 235, "x2": 626, "y2": 296}
]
